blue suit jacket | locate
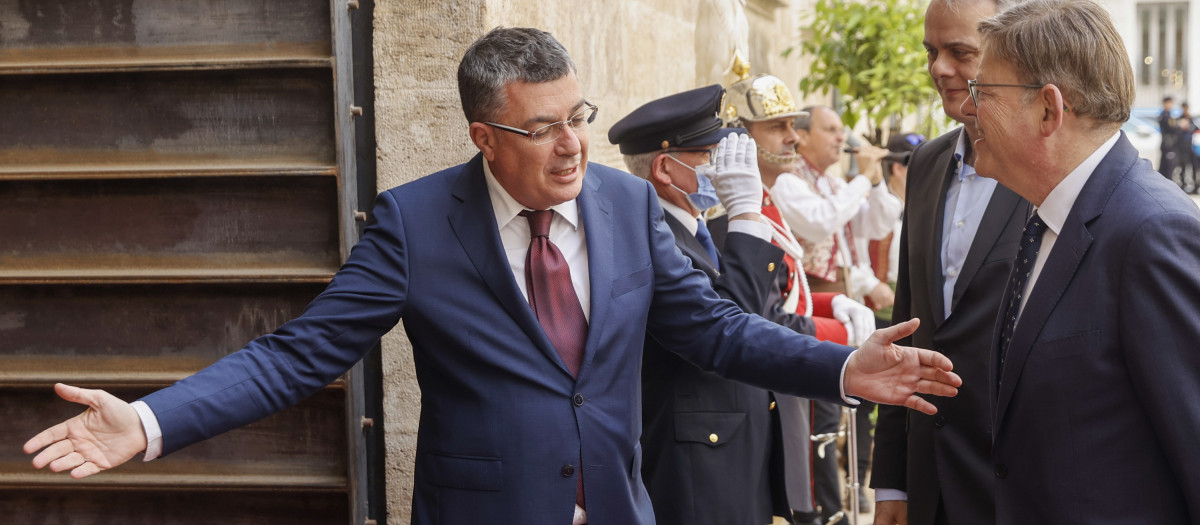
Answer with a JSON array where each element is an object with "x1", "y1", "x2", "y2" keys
[
  {"x1": 141, "y1": 155, "x2": 853, "y2": 524},
  {"x1": 991, "y1": 134, "x2": 1200, "y2": 524}
]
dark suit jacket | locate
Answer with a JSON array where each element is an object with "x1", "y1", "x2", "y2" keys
[
  {"x1": 710, "y1": 215, "x2": 820, "y2": 516},
  {"x1": 640, "y1": 213, "x2": 787, "y2": 525},
  {"x1": 139, "y1": 155, "x2": 854, "y2": 524},
  {"x1": 991, "y1": 134, "x2": 1200, "y2": 524},
  {"x1": 871, "y1": 128, "x2": 1030, "y2": 525}
]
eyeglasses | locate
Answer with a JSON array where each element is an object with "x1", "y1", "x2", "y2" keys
[
  {"x1": 485, "y1": 103, "x2": 599, "y2": 145},
  {"x1": 967, "y1": 79, "x2": 1042, "y2": 107}
]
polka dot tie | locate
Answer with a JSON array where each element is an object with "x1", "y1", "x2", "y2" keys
[{"x1": 997, "y1": 212, "x2": 1047, "y2": 376}]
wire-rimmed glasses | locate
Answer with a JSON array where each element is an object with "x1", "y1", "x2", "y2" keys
[{"x1": 485, "y1": 102, "x2": 599, "y2": 145}]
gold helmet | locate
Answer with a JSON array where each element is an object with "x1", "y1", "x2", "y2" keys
[{"x1": 723, "y1": 67, "x2": 806, "y2": 126}]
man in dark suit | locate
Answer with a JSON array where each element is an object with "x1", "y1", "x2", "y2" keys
[
  {"x1": 22, "y1": 27, "x2": 963, "y2": 525},
  {"x1": 870, "y1": 0, "x2": 1029, "y2": 524},
  {"x1": 964, "y1": 1, "x2": 1200, "y2": 522},
  {"x1": 608, "y1": 85, "x2": 874, "y2": 525}
]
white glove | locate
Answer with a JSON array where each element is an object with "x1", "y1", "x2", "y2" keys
[
  {"x1": 705, "y1": 133, "x2": 763, "y2": 218},
  {"x1": 831, "y1": 293, "x2": 875, "y2": 347}
]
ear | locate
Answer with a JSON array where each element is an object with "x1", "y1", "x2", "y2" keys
[
  {"x1": 1038, "y1": 85, "x2": 1067, "y2": 137},
  {"x1": 469, "y1": 122, "x2": 498, "y2": 162},
  {"x1": 650, "y1": 153, "x2": 674, "y2": 186}
]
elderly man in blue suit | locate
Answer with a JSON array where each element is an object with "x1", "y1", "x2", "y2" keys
[
  {"x1": 24, "y1": 27, "x2": 961, "y2": 525},
  {"x1": 962, "y1": 1, "x2": 1200, "y2": 523}
]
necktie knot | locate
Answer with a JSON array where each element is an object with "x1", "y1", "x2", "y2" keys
[
  {"x1": 520, "y1": 209, "x2": 553, "y2": 238},
  {"x1": 694, "y1": 218, "x2": 720, "y2": 268},
  {"x1": 1023, "y1": 213, "x2": 1048, "y2": 239}
]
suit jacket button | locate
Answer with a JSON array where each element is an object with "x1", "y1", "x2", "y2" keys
[
  {"x1": 573, "y1": 393, "x2": 585, "y2": 407},
  {"x1": 708, "y1": 433, "x2": 719, "y2": 443},
  {"x1": 767, "y1": 262, "x2": 776, "y2": 272},
  {"x1": 561, "y1": 464, "x2": 575, "y2": 477},
  {"x1": 934, "y1": 415, "x2": 946, "y2": 428},
  {"x1": 994, "y1": 463, "x2": 1008, "y2": 479}
]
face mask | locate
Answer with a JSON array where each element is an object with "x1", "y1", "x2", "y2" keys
[{"x1": 665, "y1": 154, "x2": 720, "y2": 211}]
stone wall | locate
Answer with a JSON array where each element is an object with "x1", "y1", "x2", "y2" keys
[{"x1": 372, "y1": 0, "x2": 815, "y2": 519}]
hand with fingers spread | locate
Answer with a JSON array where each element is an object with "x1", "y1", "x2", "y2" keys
[
  {"x1": 843, "y1": 318, "x2": 962, "y2": 414},
  {"x1": 23, "y1": 383, "x2": 146, "y2": 479}
]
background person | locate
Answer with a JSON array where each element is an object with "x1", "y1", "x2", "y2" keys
[{"x1": 870, "y1": 1, "x2": 1030, "y2": 524}]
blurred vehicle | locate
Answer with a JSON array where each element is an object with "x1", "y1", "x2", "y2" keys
[{"x1": 1122, "y1": 116, "x2": 1161, "y2": 169}]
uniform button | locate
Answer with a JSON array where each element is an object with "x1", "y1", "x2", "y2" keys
[
  {"x1": 769, "y1": 401, "x2": 777, "y2": 411},
  {"x1": 573, "y1": 393, "x2": 585, "y2": 407},
  {"x1": 767, "y1": 262, "x2": 776, "y2": 272},
  {"x1": 934, "y1": 415, "x2": 946, "y2": 428},
  {"x1": 561, "y1": 464, "x2": 575, "y2": 477},
  {"x1": 994, "y1": 463, "x2": 1008, "y2": 479},
  {"x1": 709, "y1": 433, "x2": 719, "y2": 443}
]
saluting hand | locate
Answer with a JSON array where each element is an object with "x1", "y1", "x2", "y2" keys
[
  {"x1": 23, "y1": 383, "x2": 147, "y2": 479},
  {"x1": 844, "y1": 318, "x2": 961, "y2": 415}
]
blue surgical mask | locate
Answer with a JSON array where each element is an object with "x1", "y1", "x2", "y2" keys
[{"x1": 665, "y1": 154, "x2": 720, "y2": 211}]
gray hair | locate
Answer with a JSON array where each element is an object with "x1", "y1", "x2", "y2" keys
[
  {"x1": 795, "y1": 105, "x2": 834, "y2": 131},
  {"x1": 977, "y1": 0, "x2": 1133, "y2": 127},
  {"x1": 457, "y1": 27, "x2": 578, "y2": 123},
  {"x1": 623, "y1": 151, "x2": 659, "y2": 180}
]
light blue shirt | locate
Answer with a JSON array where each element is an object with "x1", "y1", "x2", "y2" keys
[{"x1": 940, "y1": 130, "x2": 998, "y2": 320}]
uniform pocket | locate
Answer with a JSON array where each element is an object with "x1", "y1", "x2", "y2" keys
[{"x1": 673, "y1": 412, "x2": 747, "y2": 447}]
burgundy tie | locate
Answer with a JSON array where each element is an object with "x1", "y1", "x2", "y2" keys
[
  {"x1": 521, "y1": 209, "x2": 588, "y2": 377},
  {"x1": 520, "y1": 209, "x2": 589, "y2": 510}
]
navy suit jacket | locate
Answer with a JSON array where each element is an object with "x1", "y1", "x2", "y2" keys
[
  {"x1": 991, "y1": 134, "x2": 1200, "y2": 524},
  {"x1": 872, "y1": 128, "x2": 1029, "y2": 525},
  {"x1": 140, "y1": 155, "x2": 853, "y2": 524}
]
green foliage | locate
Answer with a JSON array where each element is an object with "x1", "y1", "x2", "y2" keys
[{"x1": 788, "y1": 0, "x2": 943, "y2": 140}]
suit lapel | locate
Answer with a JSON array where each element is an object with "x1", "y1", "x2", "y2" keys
[
  {"x1": 925, "y1": 130, "x2": 961, "y2": 325},
  {"x1": 664, "y1": 213, "x2": 718, "y2": 277},
  {"x1": 577, "y1": 168, "x2": 612, "y2": 377},
  {"x1": 447, "y1": 155, "x2": 569, "y2": 377},
  {"x1": 950, "y1": 184, "x2": 1027, "y2": 309},
  {"x1": 994, "y1": 135, "x2": 1140, "y2": 426}
]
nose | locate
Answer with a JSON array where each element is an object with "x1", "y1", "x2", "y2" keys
[
  {"x1": 960, "y1": 94, "x2": 978, "y2": 118},
  {"x1": 553, "y1": 123, "x2": 582, "y2": 156},
  {"x1": 784, "y1": 126, "x2": 800, "y2": 145},
  {"x1": 929, "y1": 53, "x2": 953, "y2": 79}
]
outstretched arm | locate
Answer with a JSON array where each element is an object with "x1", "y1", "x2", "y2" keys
[
  {"x1": 844, "y1": 318, "x2": 961, "y2": 415},
  {"x1": 23, "y1": 383, "x2": 147, "y2": 479}
]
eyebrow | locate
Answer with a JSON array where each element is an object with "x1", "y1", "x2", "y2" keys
[{"x1": 521, "y1": 99, "x2": 587, "y2": 128}]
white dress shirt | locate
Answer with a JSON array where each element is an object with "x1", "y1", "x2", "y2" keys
[
  {"x1": 1017, "y1": 131, "x2": 1121, "y2": 319},
  {"x1": 657, "y1": 198, "x2": 773, "y2": 242},
  {"x1": 940, "y1": 131, "x2": 999, "y2": 320}
]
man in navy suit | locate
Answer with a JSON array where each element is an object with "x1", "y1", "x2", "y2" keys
[
  {"x1": 963, "y1": 1, "x2": 1200, "y2": 522},
  {"x1": 24, "y1": 28, "x2": 961, "y2": 524}
]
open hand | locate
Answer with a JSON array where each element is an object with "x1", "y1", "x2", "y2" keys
[
  {"x1": 23, "y1": 383, "x2": 147, "y2": 479},
  {"x1": 844, "y1": 318, "x2": 961, "y2": 414}
]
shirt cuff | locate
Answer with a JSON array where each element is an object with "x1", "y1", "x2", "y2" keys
[
  {"x1": 130, "y1": 400, "x2": 163, "y2": 462},
  {"x1": 726, "y1": 217, "x2": 773, "y2": 242},
  {"x1": 874, "y1": 488, "x2": 908, "y2": 502},
  {"x1": 839, "y1": 353, "x2": 862, "y2": 406},
  {"x1": 846, "y1": 174, "x2": 873, "y2": 197}
]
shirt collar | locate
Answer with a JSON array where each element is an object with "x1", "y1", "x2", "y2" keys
[
  {"x1": 483, "y1": 158, "x2": 580, "y2": 231},
  {"x1": 658, "y1": 197, "x2": 700, "y2": 236},
  {"x1": 952, "y1": 129, "x2": 977, "y2": 182},
  {"x1": 1034, "y1": 131, "x2": 1121, "y2": 236}
]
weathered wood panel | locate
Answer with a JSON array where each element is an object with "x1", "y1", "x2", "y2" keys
[
  {"x1": 0, "y1": 71, "x2": 336, "y2": 171},
  {"x1": 0, "y1": 177, "x2": 340, "y2": 278}
]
